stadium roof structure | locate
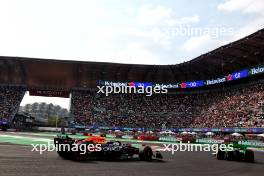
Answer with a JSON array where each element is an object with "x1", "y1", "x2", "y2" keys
[{"x1": 0, "y1": 28, "x2": 263, "y2": 90}]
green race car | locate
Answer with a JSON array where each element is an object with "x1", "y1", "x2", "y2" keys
[{"x1": 216, "y1": 142, "x2": 254, "y2": 162}]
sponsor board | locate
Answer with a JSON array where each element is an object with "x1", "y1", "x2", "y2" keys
[
  {"x1": 206, "y1": 77, "x2": 226, "y2": 85},
  {"x1": 238, "y1": 141, "x2": 264, "y2": 148},
  {"x1": 250, "y1": 66, "x2": 264, "y2": 75},
  {"x1": 159, "y1": 137, "x2": 181, "y2": 142},
  {"x1": 196, "y1": 139, "x2": 224, "y2": 144}
]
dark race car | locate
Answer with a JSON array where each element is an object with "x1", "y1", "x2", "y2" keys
[{"x1": 54, "y1": 134, "x2": 163, "y2": 161}]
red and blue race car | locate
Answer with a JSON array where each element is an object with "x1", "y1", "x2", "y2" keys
[{"x1": 54, "y1": 134, "x2": 163, "y2": 161}]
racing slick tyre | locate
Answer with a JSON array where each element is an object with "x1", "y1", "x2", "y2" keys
[
  {"x1": 233, "y1": 150, "x2": 241, "y2": 161},
  {"x1": 57, "y1": 151, "x2": 72, "y2": 160},
  {"x1": 244, "y1": 149, "x2": 254, "y2": 163},
  {"x1": 72, "y1": 141, "x2": 93, "y2": 161},
  {"x1": 139, "y1": 146, "x2": 153, "y2": 161},
  {"x1": 72, "y1": 151, "x2": 88, "y2": 161},
  {"x1": 226, "y1": 151, "x2": 234, "y2": 161},
  {"x1": 216, "y1": 149, "x2": 225, "y2": 160}
]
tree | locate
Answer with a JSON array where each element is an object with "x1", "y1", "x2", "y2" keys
[{"x1": 48, "y1": 116, "x2": 66, "y2": 127}]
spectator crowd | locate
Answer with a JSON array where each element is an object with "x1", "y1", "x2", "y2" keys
[
  {"x1": 0, "y1": 82, "x2": 263, "y2": 129},
  {"x1": 71, "y1": 82, "x2": 264, "y2": 129},
  {"x1": 0, "y1": 87, "x2": 25, "y2": 122}
]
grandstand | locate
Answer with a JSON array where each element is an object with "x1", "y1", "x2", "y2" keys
[
  {"x1": 71, "y1": 82, "x2": 264, "y2": 128},
  {"x1": 0, "y1": 28, "x2": 264, "y2": 130}
]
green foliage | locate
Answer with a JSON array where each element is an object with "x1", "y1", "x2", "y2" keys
[{"x1": 48, "y1": 116, "x2": 66, "y2": 127}]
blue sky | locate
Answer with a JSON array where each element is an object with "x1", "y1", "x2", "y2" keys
[
  {"x1": 0, "y1": 0, "x2": 263, "y2": 65},
  {"x1": 0, "y1": 0, "x2": 263, "y2": 108}
]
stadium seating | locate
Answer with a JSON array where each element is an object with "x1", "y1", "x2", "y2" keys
[
  {"x1": 0, "y1": 87, "x2": 25, "y2": 122},
  {"x1": 71, "y1": 82, "x2": 264, "y2": 128}
]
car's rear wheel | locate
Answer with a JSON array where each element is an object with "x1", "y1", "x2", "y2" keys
[
  {"x1": 226, "y1": 151, "x2": 234, "y2": 161},
  {"x1": 72, "y1": 151, "x2": 88, "y2": 161},
  {"x1": 139, "y1": 146, "x2": 153, "y2": 161},
  {"x1": 57, "y1": 151, "x2": 72, "y2": 160},
  {"x1": 72, "y1": 142, "x2": 91, "y2": 161},
  {"x1": 244, "y1": 149, "x2": 254, "y2": 163},
  {"x1": 233, "y1": 150, "x2": 241, "y2": 161}
]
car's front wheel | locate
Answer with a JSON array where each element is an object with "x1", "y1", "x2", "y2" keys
[{"x1": 139, "y1": 146, "x2": 153, "y2": 161}]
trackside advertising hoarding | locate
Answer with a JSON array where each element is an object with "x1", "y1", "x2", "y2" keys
[
  {"x1": 0, "y1": 120, "x2": 8, "y2": 125},
  {"x1": 70, "y1": 123, "x2": 264, "y2": 134},
  {"x1": 206, "y1": 77, "x2": 226, "y2": 85},
  {"x1": 238, "y1": 141, "x2": 264, "y2": 148},
  {"x1": 250, "y1": 66, "x2": 264, "y2": 75},
  {"x1": 98, "y1": 64, "x2": 263, "y2": 89},
  {"x1": 196, "y1": 139, "x2": 224, "y2": 144}
]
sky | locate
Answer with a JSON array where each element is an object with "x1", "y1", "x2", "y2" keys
[
  {"x1": 20, "y1": 92, "x2": 71, "y2": 110},
  {"x1": 1, "y1": 0, "x2": 264, "y2": 109}
]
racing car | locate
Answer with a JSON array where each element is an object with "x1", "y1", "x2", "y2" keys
[
  {"x1": 54, "y1": 134, "x2": 163, "y2": 161},
  {"x1": 216, "y1": 142, "x2": 254, "y2": 162}
]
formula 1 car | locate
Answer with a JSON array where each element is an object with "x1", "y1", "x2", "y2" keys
[
  {"x1": 216, "y1": 142, "x2": 254, "y2": 162},
  {"x1": 54, "y1": 134, "x2": 163, "y2": 161}
]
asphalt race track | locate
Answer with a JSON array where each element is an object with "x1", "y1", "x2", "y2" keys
[{"x1": 0, "y1": 143, "x2": 263, "y2": 176}]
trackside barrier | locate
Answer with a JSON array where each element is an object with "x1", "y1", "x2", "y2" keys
[
  {"x1": 36, "y1": 127, "x2": 68, "y2": 132},
  {"x1": 121, "y1": 135, "x2": 134, "y2": 139},
  {"x1": 159, "y1": 137, "x2": 181, "y2": 142},
  {"x1": 196, "y1": 139, "x2": 224, "y2": 144},
  {"x1": 238, "y1": 141, "x2": 264, "y2": 148}
]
